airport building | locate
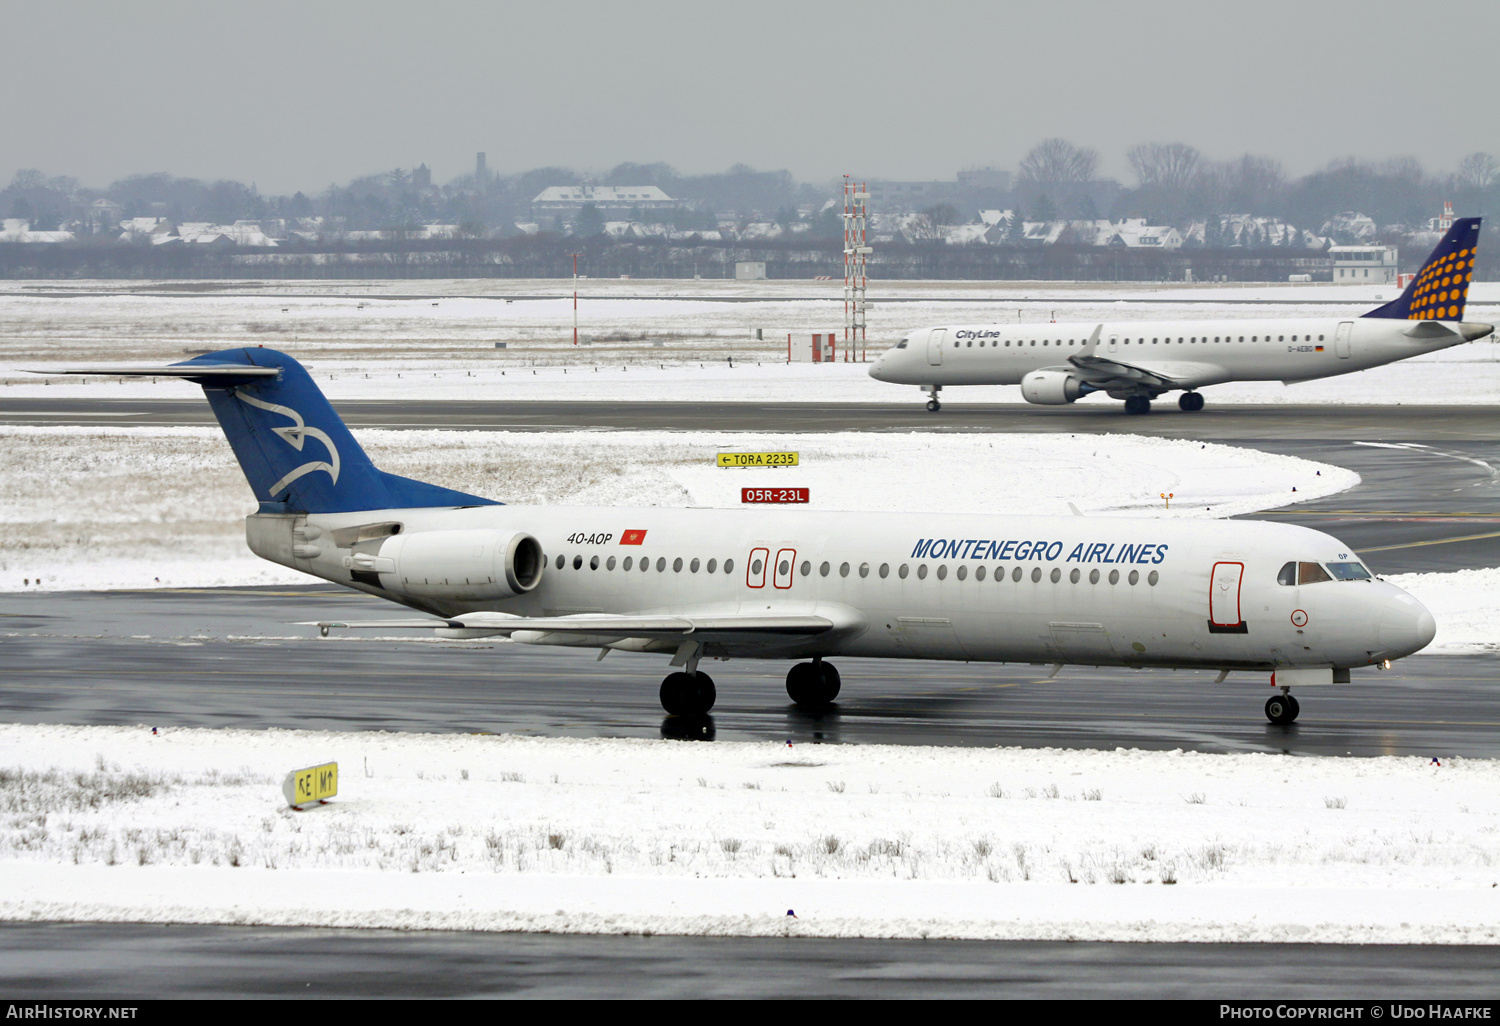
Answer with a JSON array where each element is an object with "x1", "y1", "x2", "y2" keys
[{"x1": 1329, "y1": 244, "x2": 1398, "y2": 283}]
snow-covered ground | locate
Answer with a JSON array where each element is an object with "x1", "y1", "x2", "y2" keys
[
  {"x1": 2, "y1": 278, "x2": 1497, "y2": 404},
  {"x1": 0, "y1": 426, "x2": 1354, "y2": 593},
  {"x1": 1, "y1": 724, "x2": 1496, "y2": 943}
]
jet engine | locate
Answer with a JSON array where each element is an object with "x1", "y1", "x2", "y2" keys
[
  {"x1": 1020, "y1": 369, "x2": 1092, "y2": 405},
  {"x1": 377, "y1": 529, "x2": 544, "y2": 600}
]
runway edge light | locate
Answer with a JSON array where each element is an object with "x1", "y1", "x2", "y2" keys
[{"x1": 283, "y1": 761, "x2": 338, "y2": 810}]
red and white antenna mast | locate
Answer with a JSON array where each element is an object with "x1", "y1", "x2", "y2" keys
[
  {"x1": 843, "y1": 176, "x2": 870, "y2": 362},
  {"x1": 1438, "y1": 200, "x2": 1455, "y2": 231}
]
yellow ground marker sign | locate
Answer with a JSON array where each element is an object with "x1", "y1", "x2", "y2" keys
[
  {"x1": 717, "y1": 452, "x2": 799, "y2": 468},
  {"x1": 282, "y1": 761, "x2": 338, "y2": 808}
]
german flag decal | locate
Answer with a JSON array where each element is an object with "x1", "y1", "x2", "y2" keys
[
  {"x1": 1315, "y1": 345, "x2": 1324, "y2": 352},
  {"x1": 620, "y1": 529, "x2": 647, "y2": 545}
]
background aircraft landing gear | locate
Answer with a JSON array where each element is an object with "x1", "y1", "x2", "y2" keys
[
  {"x1": 1123, "y1": 395, "x2": 1152, "y2": 415},
  {"x1": 786, "y1": 659, "x2": 841, "y2": 711},
  {"x1": 1178, "y1": 391, "x2": 1205, "y2": 412},
  {"x1": 660, "y1": 671, "x2": 716, "y2": 715},
  {"x1": 1265, "y1": 692, "x2": 1300, "y2": 725}
]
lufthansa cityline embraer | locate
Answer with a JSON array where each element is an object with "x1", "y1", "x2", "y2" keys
[
  {"x1": 871, "y1": 216, "x2": 1492, "y2": 413},
  {"x1": 43, "y1": 350, "x2": 1435, "y2": 725}
]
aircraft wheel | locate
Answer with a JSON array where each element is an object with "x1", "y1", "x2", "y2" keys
[
  {"x1": 1286, "y1": 694, "x2": 1300, "y2": 721},
  {"x1": 1265, "y1": 694, "x2": 1297, "y2": 725},
  {"x1": 926, "y1": 398, "x2": 941, "y2": 412},
  {"x1": 786, "y1": 661, "x2": 840, "y2": 710},
  {"x1": 1124, "y1": 396, "x2": 1152, "y2": 415},
  {"x1": 1178, "y1": 392, "x2": 1204, "y2": 412},
  {"x1": 661, "y1": 671, "x2": 716, "y2": 715}
]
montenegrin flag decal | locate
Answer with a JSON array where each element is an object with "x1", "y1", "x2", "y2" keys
[{"x1": 620, "y1": 529, "x2": 648, "y2": 545}]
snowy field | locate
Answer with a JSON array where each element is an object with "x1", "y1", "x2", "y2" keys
[
  {"x1": 0, "y1": 425, "x2": 1355, "y2": 593},
  {"x1": 1, "y1": 724, "x2": 1497, "y2": 943},
  {"x1": 3, "y1": 278, "x2": 1497, "y2": 404}
]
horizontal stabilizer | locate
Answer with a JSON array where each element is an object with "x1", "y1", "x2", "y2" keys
[{"x1": 27, "y1": 364, "x2": 280, "y2": 380}]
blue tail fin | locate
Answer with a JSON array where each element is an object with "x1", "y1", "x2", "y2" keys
[
  {"x1": 1363, "y1": 216, "x2": 1483, "y2": 321},
  {"x1": 172, "y1": 348, "x2": 498, "y2": 514}
]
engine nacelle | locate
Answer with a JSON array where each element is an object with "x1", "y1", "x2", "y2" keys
[
  {"x1": 378, "y1": 529, "x2": 544, "y2": 600},
  {"x1": 1020, "y1": 369, "x2": 1089, "y2": 405}
]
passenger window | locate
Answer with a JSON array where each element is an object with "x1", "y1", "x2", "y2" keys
[
  {"x1": 898, "y1": 564, "x2": 908, "y2": 579},
  {"x1": 956, "y1": 565, "x2": 967, "y2": 580},
  {"x1": 917, "y1": 564, "x2": 928, "y2": 579},
  {"x1": 840, "y1": 562, "x2": 850, "y2": 577},
  {"x1": 724, "y1": 558, "x2": 734, "y2": 574},
  {"x1": 1012, "y1": 567, "x2": 1023, "y2": 582},
  {"x1": 573, "y1": 555, "x2": 583, "y2": 570},
  {"x1": 706, "y1": 558, "x2": 716, "y2": 573},
  {"x1": 1031, "y1": 568, "x2": 1042, "y2": 582},
  {"x1": 820, "y1": 561, "x2": 830, "y2": 577},
  {"x1": 656, "y1": 557, "x2": 667, "y2": 572},
  {"x1": 1148, "y1": 571, "x2": 1159, "y2": 586},
  {"x1": 1277, "y1": 561, "x2": 1297, "y2": 586},
  {"x1": 673, "y1": 557, "x2": 683, "y2": 573},
  {"x1": 624, "y1": 556, "x2": 634, "y2": 570},
  {"x1": 556, "y1": 554, "x2": 565, "y2": 570},
  {"x1": 1050, "y1": 568, "x2": 1061, "y2": 583},
  {"x1": 879, "y1": 563, "x2": 889, "y2": 578},
  {"x1": 800, "y1": 560, "x2": 811, "y2": 577},
  {"x1": 607, "y1": 556, "x2": 616, "y2": 570},
  {"x1": 589, "y1": 556, "x2": 600, "y2": 570},
  {"x1": 690, "y1": 558, "x2": 700, "y2": 573},
  {"x1": 1108, "y1": 569, "x2": 1119, "y2": 584},
  {"x1": 1128, "y1": 570, "x2": 1139, "y2": 585},
  {"x1": 1298, "y1": 562, "x2": 1332, "y2": 584},
  {"x1": 975, "y1": 566, "x2": 986, "y2": 580},
  {"x1": 751, "y1": 558, "x2": 763, "y2": 574}
]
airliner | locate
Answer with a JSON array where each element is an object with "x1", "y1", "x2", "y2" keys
[
  {"x1": 870, "y1": 217, "x2": 1492, "y2": 413},
  {"x1": 41, "y1": 350, "x2": 1435, "y2": 727}
]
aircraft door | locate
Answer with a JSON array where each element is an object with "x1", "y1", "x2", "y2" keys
[
  {"x1": 746, "y1": 547, "x2": 769, "y2": 588},
  {"x1": 1335, "y1": 321, "x2": 1353, "y2": 359},
  {"x1": 1208, "y1": 561, "x2": 1248, "y2": 633},
  {"x1": 927, "y1": 329, "x2": 946, "y2": 366}
]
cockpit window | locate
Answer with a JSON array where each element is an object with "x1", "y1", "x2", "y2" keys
[
  {"x1": 1298, "y1": 562, "x2": 1333, "y2": 584},
  {"x1": 1278, "y1": 561, "x2": 1336, "y2": 585},
  {"x1": 896, "y1": 338, "x2": 908, "y2": 349}
]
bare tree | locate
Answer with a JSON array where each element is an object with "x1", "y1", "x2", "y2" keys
[
  {"x1": 1455, "y1": 152, "x2": 1499, "y2": 190},
  {"x1": 1018, "y1": 138, "x2": 1101, "y2": 188},
  {"x1": 1127, "y1": 142, "x2": 1201, "y2": 192}
]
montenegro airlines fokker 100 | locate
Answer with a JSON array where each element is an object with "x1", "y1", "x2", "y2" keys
[
  {"x1": 44, "y1": 351, "x2": 1436, "y2": 725},
  {"x1": 870, "y1": 216, "x2": 1493, "y2": 414}
]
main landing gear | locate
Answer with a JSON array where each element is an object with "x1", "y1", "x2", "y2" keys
[
  {"x1": 1123, "y1": 395, "x2": 1152, "y2": 415},
  {"x1": 1178, "y1": 391, "x2": 1205, "y2": 412},
  {"x1": 787, "y1": 659, "x2": 841, "y2": 711},
  {"x1": 660, "y1": 670, "x2": 716, "y2": 715},
  {"x1": 1265, "y1": 691, "x2": 1300, "y2": 725}
]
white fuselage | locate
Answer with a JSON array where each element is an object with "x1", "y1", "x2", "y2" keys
[
  {"x1": 254, "y1": 504, "x2": 1436, "y2": 672},
  {"x1": 868, "y1": 316, "x2": 1467, "y2": 391}
]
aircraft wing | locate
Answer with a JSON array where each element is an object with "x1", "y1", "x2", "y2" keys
[
  {"x1": 1065, "y1": 354, "x2": 1224, "y2": 391},
  {"x1": 308, "y1": 611, "x2": 837, "y2": 638}
]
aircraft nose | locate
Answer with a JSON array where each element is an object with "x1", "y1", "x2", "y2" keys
[
  {"x1": 868, "y1": 357, "x2": 889, "y2": 381},
  {"x1": 1378, "y1": 595, "x2": 1436, "y2": 657}
]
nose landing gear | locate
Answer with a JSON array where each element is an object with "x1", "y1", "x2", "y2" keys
[
  {"x1": 923, "y1": 385, "x2": 942, "y2": 412},
  {"x1": 1265, "y1": 691, "x2": 1300, "y2": 725}
]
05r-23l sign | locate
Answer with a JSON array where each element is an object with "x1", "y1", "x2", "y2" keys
[{"x1": 717, "y1": 452, "x2": 799, "y2": 468}]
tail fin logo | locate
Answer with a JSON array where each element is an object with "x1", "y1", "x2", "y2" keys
[{"x1": 236, "y1": 390, "x2": 341, "y2": 497}]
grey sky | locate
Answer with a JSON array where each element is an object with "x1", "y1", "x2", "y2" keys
[{"x1": 3, "y1": 0, "x2": 1495, "y2": 193}]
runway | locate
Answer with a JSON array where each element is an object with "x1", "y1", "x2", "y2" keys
[
  {"x1": 4, "y1": 922, "x2": 1497, "y2": 999},
  {"x1": 2, "y1": 586, "x2": 1497, "y2": 757}
]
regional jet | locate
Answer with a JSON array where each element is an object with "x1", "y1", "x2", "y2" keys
[
  {"x1": 870, "y1": 217, "x2": 1492, "y2": 413},
  {"x1": 39, "y1": 350, "x2": 1435, "y2": 725}
]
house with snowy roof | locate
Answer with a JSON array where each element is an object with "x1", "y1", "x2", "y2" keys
[{"x1": 531, "y1": 185, "x2": 686, "y2": 224}]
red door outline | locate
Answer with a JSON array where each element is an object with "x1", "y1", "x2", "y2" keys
[
  {"x1": 1209, "y1": 561, "x2": 1245, "y2": 627},
  {"x1": 773, "y1": 548, "x2": 797, "y2": 589},
  {"x1": 746, "y1": 547, "x2": 769, "y2": 589}
]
